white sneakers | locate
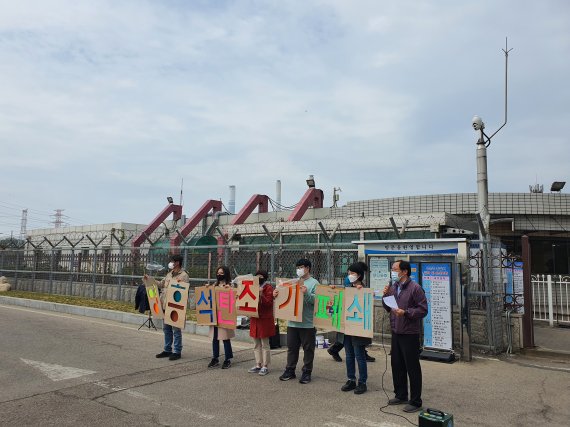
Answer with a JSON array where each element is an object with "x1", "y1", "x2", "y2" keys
[{"x1": 248, "y1": 366, "x2": 269, "y2": 376}]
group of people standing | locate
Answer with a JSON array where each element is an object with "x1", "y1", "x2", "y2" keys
[{"x1": 147, "y1": 256, "x2": 427, "y2": 413}]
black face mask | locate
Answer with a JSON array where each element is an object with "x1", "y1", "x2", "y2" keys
[
  {"x1": 216, "y1": 274, "x2": 225, "y2": 282},
  {"x1": 259, "y1": 277, "x2": 267, "y2": 285}
]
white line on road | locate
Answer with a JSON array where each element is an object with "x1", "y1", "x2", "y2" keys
[
  {"x1": 124, "y1": 389, "x2": 215, "y2": 420},
  {"x1": 20, "y1": 358, "x2": 97, "y2": 382}
]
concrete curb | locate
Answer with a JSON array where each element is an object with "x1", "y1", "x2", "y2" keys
[
  {"x1": 520, "y1": 347, "x2": 570, "y2": 361},
  {"x1": 0, "y1": 296, "x2": 256, "y2": 343}
]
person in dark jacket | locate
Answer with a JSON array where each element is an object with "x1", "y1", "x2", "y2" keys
[
  {"x1": 335, "y1": 262, "x2": 371, "y2": 395},
  {"x1": 134, "y1": 283, "x2": 150, "y2": 313},
  {"x1": 247, "y1": 270, "x2": 275, "y2": 376},
  {"x1": 382, "y1": 260, "x2": 428, "y2": 413}
]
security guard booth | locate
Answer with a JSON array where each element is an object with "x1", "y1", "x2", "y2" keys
[{"x1": 353, "y1": 238, "x2": 471, "y2": 362}]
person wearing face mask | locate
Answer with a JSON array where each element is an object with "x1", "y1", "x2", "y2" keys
[
  {"x1": 328, "y1": 274, "x2": 376, "y2": 363},
  {"x1": 275, "y1": 258, "x2": 319, "y2": 384},
  {"x1": 147, "y1": 254, "x2": 189, "y2": 361},
  {"x1": 247, "y1": 270, "x2": 275, "y2": 376},
  {"x1": 206, "y1": 266, "x2": 235, "y2": 369},
  {"x1": 382, "y1": 260, "x2": 428, "y2": 413},
  {"x1": 339, "y1": 262, "x2": 371, "y2": 395}
]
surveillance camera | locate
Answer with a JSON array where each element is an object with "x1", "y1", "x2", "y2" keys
[{"x1": 472, "y1": 115, "x2": 484, "y2": 131}]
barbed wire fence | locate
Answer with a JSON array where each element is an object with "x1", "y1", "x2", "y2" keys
[{"x1": 0, "y1": 229, "x2": 359, "y2": 304}]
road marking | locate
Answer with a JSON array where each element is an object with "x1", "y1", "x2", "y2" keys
[
  {"x1": 20, "y1": 358, "x2": 97, "y2": 382},
  {"x1": 94, "y1": 381, "x2": 127, "y2": 392},
  {"x1": 125, "y1": 389, "x2": 215, "y2": 420}
]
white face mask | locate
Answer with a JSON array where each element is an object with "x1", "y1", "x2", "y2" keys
[
  {"x1": 296, "y1": 268, "x2": 305, "y2": 278},
  {"x1": 348, "y1": 274, "x2": 358, "y2": 283},
  {"x1": 390, "y1": 271, "x2": 400, "y2": 283},
  {"x1": 168, "y1": 262, "x2": 175, "y2": 270}
]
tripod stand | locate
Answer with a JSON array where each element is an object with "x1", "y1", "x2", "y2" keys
[{"x1": 139, "y1": 310, "x2": 158, "y2": 331}]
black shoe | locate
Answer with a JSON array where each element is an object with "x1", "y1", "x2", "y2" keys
[
  {"x1": 207, "y1": 358, "x2": 220, "y2": 368},
  {"x1": 279, "y1": 371, "x2": 296, "y2": 381},
  {"x1": 299, "y1": 372, "x2": 311, "y2": 384},
  {"x1": 365, "y1": 353, "x2": 376, "y2": 362},
  {"x1": 341, "y1": 380, "x2": 356, "y2": 392},
  {"x1": 388, "y1": 397, "x2": 407, "y2": 405},
  {"x1": 156, "y1": 351, "x2": 172, "y2": 358},
  {"x1": 354, "y1": 383, "x2": 367, "y2": 394},
  {"x1": 328, "y1": 348, "x2": 343, "y2": 362},
  {"x1": 169, "y1": 353, "x2": 181, "y2": 361},
  {"x1": 403, "y1": 404, "x2": 422, "y2": 413},
  {"x1": 221, "y1": 359, "x2": 232, "y2": 369}
]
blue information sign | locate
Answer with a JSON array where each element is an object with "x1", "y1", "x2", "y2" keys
[{"x1": 421, "y1": 263, "x2": 453, "y2": 351}]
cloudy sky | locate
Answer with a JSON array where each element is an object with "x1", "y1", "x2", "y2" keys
[{"x1": 1, "y1": 0, "x2": 569, "y2": 237}]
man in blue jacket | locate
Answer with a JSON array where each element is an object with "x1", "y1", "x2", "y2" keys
[{"x1": 382, "y1": 260, "x2": 428, "y2": 413}]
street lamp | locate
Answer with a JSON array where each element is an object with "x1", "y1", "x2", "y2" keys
[{"x1": 306, "y1": 175, "x2": 315, "y2": 188}]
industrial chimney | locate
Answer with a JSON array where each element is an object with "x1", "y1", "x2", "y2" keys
[
  {"x1": 276, "y1": 180, "x2": 282, "y2": 211},
  {"x1": 229, "y1": 185, "x2": 236, "y2": 214}
]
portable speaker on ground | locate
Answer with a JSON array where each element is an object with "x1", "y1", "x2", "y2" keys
[
  {"x1": 418, "y1": 408, "x2": 454, "y2": 426},
  {"x1": 420, "y1": 349, "x2": 455, "y2": 363}
]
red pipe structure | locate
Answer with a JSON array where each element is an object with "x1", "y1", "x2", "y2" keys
[
  {"x1": 230, "y1": 194, "x2": 269, "y2": 225},
  {"x1": 170, "y1": 200, "x2": 222, "y2": 248},
  {"x1": 287, "y1": 188, "x2": 324, "y2": 221},
  {"x1": 132, "y1": 203, "x2": 182, "y2": 248}
]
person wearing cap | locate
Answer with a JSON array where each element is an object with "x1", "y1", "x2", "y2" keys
[
  {"x1": 247, "y1": 270, "x2": 275, "y2": 376},
  {"x1": 275, "y1": 258, "x2": 319, "y2": 384},
  {"x1": 146, "y1": 254, "x2": 189, "y2": 361},
  {"x1": 335, "y1": 261, "x2": 371, "y2": 395}
]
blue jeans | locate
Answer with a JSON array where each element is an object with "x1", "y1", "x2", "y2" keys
[
  {"x1": 344, "y1": 335, "x2": 367, "y2": 384},
  {"x1": 163, "y1": 324, "x2": 182, "y2": 354},
  {"x1": 212, "y1": 327, "x2": 233, "y2": 360}
]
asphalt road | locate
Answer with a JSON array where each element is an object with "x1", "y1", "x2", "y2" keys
[{"x1": 1, "y1": 304, "x2": 570, "y2": 426}]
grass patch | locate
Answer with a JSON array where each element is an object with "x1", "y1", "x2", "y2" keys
[{"x1": 0, "y1": 290, "x2": 197, "y2": 321}]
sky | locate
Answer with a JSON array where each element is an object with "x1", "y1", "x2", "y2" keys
[{"x1": 1, "y1": 0, "x2": 569, "y2": 237}]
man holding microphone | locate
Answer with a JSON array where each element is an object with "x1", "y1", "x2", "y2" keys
[{"x1": 382, "y1": 260, "x2": 428, "y2": 413}]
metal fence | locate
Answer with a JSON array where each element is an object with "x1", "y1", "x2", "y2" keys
[
  {"x1": 532, "y1": 274, "x2": 570, "y2": 326},
  {"x1": 0, "y1": 243, "x2": 358, "y2": 300}
]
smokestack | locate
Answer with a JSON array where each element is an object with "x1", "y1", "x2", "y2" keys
[
  {"x1": 229, "y1": 185, "x2": 236, "y2": 214},
  {"x1": 276, "y1": 180, "x2": 282, "y2": 211}
]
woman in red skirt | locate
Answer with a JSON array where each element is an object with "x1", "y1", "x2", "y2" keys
[{"x1": 248, "y1": 270, "x2": 275, "y2": 376}]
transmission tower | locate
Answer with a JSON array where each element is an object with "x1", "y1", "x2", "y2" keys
[
  {"x1": 20, "y1": 209, "x2": 28, "y2": 238},
  {"x1": 52, "y1": 209, "x2": 65, "y2": 228}
]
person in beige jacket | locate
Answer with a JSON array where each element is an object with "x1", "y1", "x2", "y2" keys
[
  {"x1": 145, "y1": 254, "x2": 189, "y2": 361},
  {"x1": 207, "y1": 266, "x2": 235, "y2": 369}
]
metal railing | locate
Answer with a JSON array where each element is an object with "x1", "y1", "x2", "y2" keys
[{"x1": 532, "y1": 274, "x2": 570, "y2": 326}]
